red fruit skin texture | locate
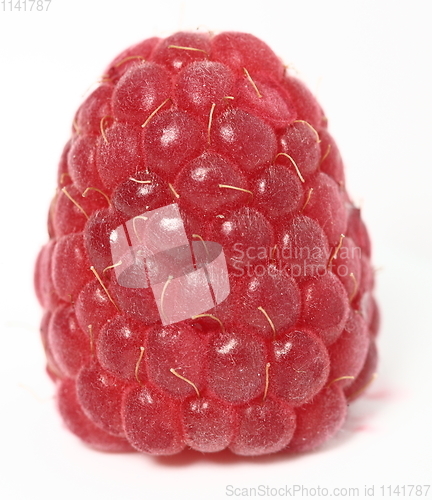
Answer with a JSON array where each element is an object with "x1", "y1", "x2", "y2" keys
[
  {"x1": 48, "y1": 304, "x2": 91, "y2": 378},
  {"x1": 287, "y1": 384, "x2": 347, "y2": 453},
  {"x1": 58, "y1": 379, "x2": 133, "y2": 452},
  {"x1": 35, "y1": 31, "x2": 380, "y2": 457},
  {"x1": 230, "y1": 397, "x2": 296, "y2": 456},
  {"x1": 182, "y1": 395, "x2": 235, "y2": 452}
]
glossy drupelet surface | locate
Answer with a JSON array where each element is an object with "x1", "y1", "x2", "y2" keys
[{"x1": 35, "y1": 31, "x2": 379, "y2": 456}]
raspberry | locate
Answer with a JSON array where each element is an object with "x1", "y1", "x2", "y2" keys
[{"x1": 35, "y1": 31, "x2": 379, "y2": 456}]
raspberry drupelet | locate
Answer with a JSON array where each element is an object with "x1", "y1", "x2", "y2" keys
[{"x1": 35, "y1": 31, "x2": 379, "y2": 456}]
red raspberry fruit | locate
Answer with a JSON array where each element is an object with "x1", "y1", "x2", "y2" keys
[{"x1": 35, "y1": 31, "x2": 379, "y2": 456}]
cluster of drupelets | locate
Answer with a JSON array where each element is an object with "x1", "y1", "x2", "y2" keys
[{"x1": 35, "y1": 32, "x2": 379, "y2": 456}]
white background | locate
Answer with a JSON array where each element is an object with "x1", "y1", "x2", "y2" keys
[{"x1": 1, "y1": 1, "x2": 431, "y2": 499}]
